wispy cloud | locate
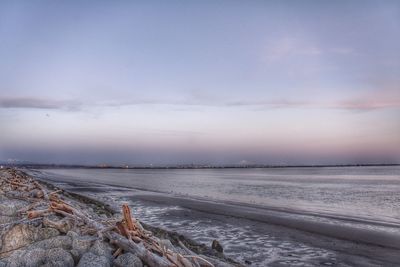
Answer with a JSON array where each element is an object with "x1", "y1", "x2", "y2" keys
[
  {"x1": 2, "y1": 92, "x2": 399, "y2": 112},
  {"x1": 0, "y1": 97, "x2": 81, "y2": 110},
  {"x1": 331, "y1": 100, "x2": 400, "y2": 110},
  {"x1": 263, "y1": 37, "x2": 354, "y2": 62},
  {"x1": 263, "y1": 37, "x2": 323, "y2": 62},
  {"x1": 222, "y1": 98, "x2": 400, "y2": 111}
]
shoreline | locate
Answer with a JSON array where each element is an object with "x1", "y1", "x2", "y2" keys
[
  {"x1": 0, "y1": 168, "x2": 240, "y2": 267},
  {"x1": 28, "y1": 167, "x2": 400, "y2": 266},
  {"x1": 36, "y1": 176, "x2": 240, "y2": 264},
  {"x1": 2, "y1": 163, "x2": 399, "y2": 170},
  {"x1": 30, "y1": 168, "x2": 400, "y2": 245}
]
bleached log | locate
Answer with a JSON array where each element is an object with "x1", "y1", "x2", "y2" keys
[
  {"x1": 33, "y1": 181, "x2": 49, "y2": 200},
  {"x1": 43, "y1": 217, "x2": 73, "y2": 233}
]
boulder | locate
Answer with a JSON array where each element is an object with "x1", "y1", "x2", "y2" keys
[
  {"x1": 69, "y1": 249, "x2": 81, "y2": 264},
  {"x1": 2, "y1": 248, "x2": 46, "y2": 267},
  {"x1": 113, "y1": 252, "x2": 143, "y2": 267},
  {"x1": 212, "y1": 239, "x2": 224, "y2": 253},
  {"x1": 72, "y1": 235, "x2": 96, "y2": 252},
  {"x1": 69, "y1": 232, "x2": 96, "y2": 260},
  {"x1": 77, "y1": 252, "x2": 110, "y2": 267},
  {"x1": 90, "y1": 240, "x2": 113, "y2": 259},
  {"x1": 0, "y1": 199, "x2": 27, "y2": 216},
  {"x1": 34, "y1": 235, "x2": 72, "y2": 250},
  {"x1": 43, "y1": 248, "x2": 74, "y2": 267},
  {"x1": 0, "y1": 224, "x2": 59, "y2": 253}
]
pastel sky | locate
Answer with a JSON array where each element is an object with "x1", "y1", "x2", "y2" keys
[{"x1": 0, "y1": 1, "x2": 399, "y2": 165}]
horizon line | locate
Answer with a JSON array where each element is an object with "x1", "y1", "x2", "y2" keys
[{"x1": 2, "y1": 162, "x2": 399, "y2": 170}]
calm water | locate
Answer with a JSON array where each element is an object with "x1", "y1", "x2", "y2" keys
[
  {"x1": 29, "y1": 166, "x2": 400, "y2": 266},
  {"x1": 35, "y1": 166, "x2": 400, "y2": 223}
]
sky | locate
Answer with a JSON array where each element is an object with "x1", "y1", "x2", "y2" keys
[{"x1": 0, "y1": 0, "x2": 399, "y2": 165}]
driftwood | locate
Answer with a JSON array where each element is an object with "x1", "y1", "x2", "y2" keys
[{"x1": 43, "y1": 217, "x2": 73, "y2": 233}]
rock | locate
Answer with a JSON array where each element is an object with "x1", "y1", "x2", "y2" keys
[
  {"x1": 245, "y1": 259, "x2": 252, "y2": 265},
  {"x1": 0, "y1": 199, "x2": 27, "y2": 216},
  {"x1": 77, "y1": 252, "x2": 110, "y2": 267},
  {"x1": 22, "y1": 248, "x2": 47, "y2": 267},
  {"x1": 69, "y1": 249, "x2": 82, "y2": 265},
  {"x1": 34, "y1": 235, "x2": 72, "y2": 250},
  {"x1": 41, "y1": 262, "x2": 67, "y2": 267},
  {"x1": 0, "y1": 260, "x2": 5, "y2": 267},
  {"x1": 72, "y1": 235, "x2": 95, "y2": 251},
  {"x1": 0, "y1": 224, "x2": 58, "y2": 253},
  {"x1": 3, "y1": 248, "x2": 46, "y2": 267},
  {"x1": 212, "y1": 239, "x2": 224, "y2": 253},
  {"x1": 43, "y1": 248, "x2": 74, "y2": 267},
  {"x1": 0, "y1": 199, "x2": 26, "y2": 223},
  {"x1": 113, "y1": 252, "x2": 143, "y2": 267},
  {"x1": 38, "y1": 227, "x2": 60, "y2": 240},
  {"x1": 0, "y1": 224, "x2": 33, "y2": 253},
  {"x1": 67, "y1": 230, "x2": 79, "y2": 239},
  {"x1": 90, "y1": 240, "x2": 113, "y2": 259}
]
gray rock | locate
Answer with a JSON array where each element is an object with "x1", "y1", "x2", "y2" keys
[
  {"x1": 38, "y1": 227, "x2": 60, "y2": 240},
  {"x1": 69, "y1": 249, "x2": 81, "y2": 265},
  {"x1": 90, "y1": 240, "x2": 113, "y2": 259},
  {"x1": 71, "y1": 234, "x2": 96, "y2": 260},
  {"x1": 0, "y1": 199, "x2": 27, "y2": 216},
  {"x1": 0, "y1": 260, "x2": 5, "y2": 267},
  {"x1": 67, "y1": 230, "x2": 79, "y2": 239},
  {"x1": 212, "y1": 239, "x2": 224, "y2": 253},
  {"x1": 22, "y1": 248, "x2": 46, "y2": 267},
  {"x1": 72, "y1": 235, "x2": 95, "y2": 252},
  {"x1": 3, "y1": 248, "x2": 45, "y2": 267},
  {"x1": 43, "y1": 248, "x2": 74, "y2": 267},
  {"x1": 113, "y1": 252, "x2": 143, "y2": 267},
  {"x1": 34, "y1": 235, "x2": 72, "y2": 250},
  {"x1": 41, "y1": 262, "x2": 67, "y2": 267},
  {"x1": 77, "y1": 252, "x2": 110, "y2": 267},
  {"x1": 4, "y1": 261, "x2": 23, "y2": 267}
]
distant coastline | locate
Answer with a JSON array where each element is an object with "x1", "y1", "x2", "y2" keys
[{"x1": 2, "y1": 162, "x2": 399, "y2": 170}]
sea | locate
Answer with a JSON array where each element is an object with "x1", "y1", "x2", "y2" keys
[{"x1": 27, "y1": 166, "x2": 400, "y2": 266}]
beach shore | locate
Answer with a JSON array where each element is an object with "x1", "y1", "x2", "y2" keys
[{"x1": 0, "y1": 168, "x2": 239, "y2": 267}]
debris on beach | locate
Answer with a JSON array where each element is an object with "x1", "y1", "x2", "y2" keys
[{"x1": 0, "y1": 168, "x2": 238, "y2": 267}]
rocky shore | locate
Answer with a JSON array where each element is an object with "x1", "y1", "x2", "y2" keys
[{"x1": 0, "y1": 168, "x2": 240, "y2": 267}]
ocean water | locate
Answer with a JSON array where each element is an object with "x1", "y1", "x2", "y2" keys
[{"x1": 28, "y1": 166, "x2": 400, "y2": 266}]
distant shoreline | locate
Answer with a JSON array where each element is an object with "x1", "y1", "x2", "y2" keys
[{"x1": 3, "y1": 163, "x2": 399, "y2": 170}]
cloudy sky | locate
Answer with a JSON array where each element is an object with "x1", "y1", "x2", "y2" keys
[{"x1": 0, "y1": 1, "x2": 399, "y2": 165}]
